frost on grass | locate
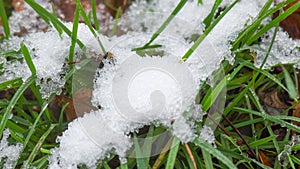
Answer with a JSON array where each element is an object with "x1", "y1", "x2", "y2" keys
[
  {"x1": 0, "y1": 0, "x2": 52, "y2": 35},
  {"x1": 255, "y1": 28, "x2": 300, "y2": 68},
  {"x1": 0, "y1": 129, "x2": 23, "y2": 169},
  {"x1": 200, "y1": 125, "x2": 215, "y2": 146},
  {"x1": 278, "y1": 135, "x2": 300, "y2": 167},
  {"x1": 0, "y1": 29, "x2": 71, "y2": 98},
  {"x1": 48, "y1": 0, "x2": 274, "y2": 168},
  {"x1": 0, "y1": 22, "x2": 103, "y2": 98},
  {"x1": 50, "y1": 31, "x2": 206, "y2": 168}
]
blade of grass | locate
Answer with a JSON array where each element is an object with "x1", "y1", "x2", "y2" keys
[
  {"x1": 281, "y1": 65, "x2": 298, "y2": 101},
  {"x1": 120, "y1": 163, "x2": 128, "y2": 169},
  {"x1": 0, "y1": 78, "x2": 22, "y2": 90},
  {"x1": 193, "y1": 138, "x2": 237, "y2": 169},
  {"x1": 51, "y1": 3, "x2": 63, "y2": 36},
  {"x1": 21, "y1": 44, "x2": 36, "y2": 75},
  {"x1": 78, "y1": 4, "x2": 106, "y2": 54},
  {"x1": 166, "y1": 137, "x2": 180, "y2": 169},
  {"x1": 202, "y1": 149, "x2": 213, "y2": 169},
  {"x1": 112, "y1": 7, "x2": 121, "y2": 36},
  {"x1": 69, "y1": 0, "x2": 81, "y2": 64},
  {"x1": 0, "y1": 75, "x2": 36, "y2": 136},
  {"x1": 133, "y1": 133, "x2": 147, "y2": 169},
  {"x1": 0, "y1": 0, "x2": 10, "y2": 38},
  {"x1": 132, "y1": 0, "x2": 187, "y2": 51},
  {"x1": 181, "y1": 0, "x2": 239, "y2": 61},
  {"x1": 232, "y1": 0, "x2": 282, "y2": 49},
  {"x1": 24, "y1": 0, "x2": 85, "y2": 48},
  {"x1": 247, "y1": 1, "x2": 300, "y2": 45},
  {"x1": 234, "y1": 107, "x2": 300, "y2": 133},
  {"x1": 23, "y1": 124, "x2": 56, "y2": 168},
  {"x1": 203, "y1": 0, "x2": 222, "y2": 28},
  {"x1": 92, "y1": 0, "x2": 100, "y2": 32}
]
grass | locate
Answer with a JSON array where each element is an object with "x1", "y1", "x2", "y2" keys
[{"x1": 0, "y1": 0, "x2": 300, "y2": 168}]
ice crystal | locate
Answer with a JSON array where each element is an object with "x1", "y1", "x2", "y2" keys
[
  {"x1": 200, "y1": 125, "x2": 215, "y2": 145},
  {"x1": 255, "y1": 28, "x2": 300, "y2": 68},
  {"x1": 0, "y1": 129, "x2": 23, "y2": 169},
  {"x1": 278, "y1": 135, "x2": 300, "y2": 167}
]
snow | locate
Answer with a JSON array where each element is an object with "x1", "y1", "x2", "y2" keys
[
  {"x1": 0, "y1": 0, "x2": 51, "y2": 35},
  {"x1": 255, "y1": 28, "x2": 300, "y2": 68},
  {"x1": 0, "y1": 29, "x2": 71, "y2": 98},
  {"x1": 0, "y1": 0, "x2": 299, "y2": 168},
  {"x1": 200, "y1": 125, "x2": 215, "y2": 146},
  {"x1": 278, "y1": 135, "x2": 300, "y2": 167},
  {"x1": 0, "y1": 129, "x2": 23, "y2": 169}
]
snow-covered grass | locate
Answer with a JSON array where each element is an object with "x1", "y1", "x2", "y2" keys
[{"x1": 0, "y1": 0, "x2": 300, "y2": 168}]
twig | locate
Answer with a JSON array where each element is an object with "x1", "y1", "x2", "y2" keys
[
  {"x1": 184, "y1": 143, "x2": 198, "y2": 169},
  {"x1": 152, "y1": 137, "x2": 175, "y2": 169},
  {"x1": 212, "y1": 104, "x2": 258, "y2": 160}
]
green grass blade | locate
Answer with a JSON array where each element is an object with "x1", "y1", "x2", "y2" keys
[
  {"x1": 51, "y1": 3, "x2": 63, "y2": 36},
  {"x1": 232, "y1": 0, "x2": 279, "y2": 49},
  {"x1": 0, "y1": 0, "x2": 10, "y2": 38},
  {"x1": 78, "y1": 4, "x2": 106, "y2": 54},
  {"x1": 133, "y1": 0, "x2": 187, "y2": 51},
  {"x1": 0, "y1": 75, "x2": 36, "y2": 136},
  {"x1": 181, "y1": 0, "x2": 239, "y2": 61},
  {"x1": 233, "y1": 107, "x2": 300, "y2": 133},
  {"x1": 202, "y1": 149, "x2": 213, "y2": 169},
  {"x1": 23, "y1": 124, "x2": 56, "y2": 168},
  {"x1": 281, "y1": 66, "x2": 298, "y2": 101},
  {"x1": 236, "y1": 58, "x2": 288, "y2": 92},
  {"x1": 0, "y1": 78, "x2": 22, "y2": 90},
  {"x1": 247, "y1": 1, "x2": 300, "y2": 45},
  {"x1": 193, "y1": 138, "x2": 237, "y2": 169},
  {"x1": 92, "y1": 0, "x2": 100, "y2": 32},
  {"x1": 120, "y1": 163, "x2": 128, "y2": 169},
  {"x1": 166, "y1": 137, "x2": 180, "y2": 169},
  {"x1": 133, "y1": 133, "x2": 147, "y2": 169},
  {"x1": 24, "y1": 0, "x2": 85, "y2": 48},
  {"x1": 201, "y1": 77, "x2": 226, "y2": 111},
  {"x1": 203, "y1": 0, "x2": 222, "y2": 28},
  {"x1": 112, "y1": 7, "x2": 121, "y2": 36},
  {"x1": 69, "y1": 0, "x2": 80, "y2": 64},
  {"x1": 21, "y1": 44, "x2": 36, "y2": 75}
]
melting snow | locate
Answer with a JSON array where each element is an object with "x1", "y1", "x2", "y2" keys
[
  {"x1": 0, "y1": 0, "x2": 299, "y2": 168},
  {"x1": 0, "y1": 129, "x2": 23, "y2": 169},
  {"x1": 256, "y1": 28, "x2": 300, "y2": 68}
]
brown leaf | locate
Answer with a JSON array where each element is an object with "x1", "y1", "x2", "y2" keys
[
  {"x1": 55, "y1": 95, "x2": 77, "y2": 122},
  {"x1": 274, "y1": 0, "x2": 300, "y2": 39},
  {"x1": 12, "y1": 0, "x2": 25, "y2": 11},
  {"x1": 258, "y1": 87, "x2": 289, "y2": 109},
  {"x1": 258, "y1": 150, "x2": 272, "y2": 167},
  {"x1": 73, "y1": 87, "x2": 97, "y2": 116},
  {"x1": 50, "y1": 87, "x2": 97, "y2": 122}
]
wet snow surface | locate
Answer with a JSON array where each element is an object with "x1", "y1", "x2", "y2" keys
[{"x1": 0, "y1": 0, "x2": 299, "y2": 168}]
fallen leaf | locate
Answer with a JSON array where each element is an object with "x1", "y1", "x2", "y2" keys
[
  {"x1": 73, "y1": 87, "x2": 97, "y2": 116},
  {"x1": 258, "y1": 87, "x2": 289, "y2": 109},
  {"x1": 12, "y1": 0, "x2": 25, "y2": 11},
  {"x1": 258, "y1": 150, "x2": 272, "y2": 167},
  {"x1": 274, "y1": 0, "x2": 300, "y2": 39},
  {"x1": 55, "y1": 95, "x2": 77, "y2": 122}
]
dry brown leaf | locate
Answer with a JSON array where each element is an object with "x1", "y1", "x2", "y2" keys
[
  {"x1": 73, "y1": 87, "x2": 97, "y2": 116},
  {"x1": 275, "y1": 0, "x2": 300, "y2": 39},
  {"x1": 50, "y1": 87, "x2": 96, "y2": 122},
  {"x1": 258, "y1": 87, "x2": 289, "y2": 109},
  {"x1": 258, "y1": 150, "x2": 272, "y2": 167},
  {"x1": 55, "y1": 95, "x2": 77, "y2": 122},
  {"x1": 12, "y1": 0, "x2": 25, "y2": 11}
]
